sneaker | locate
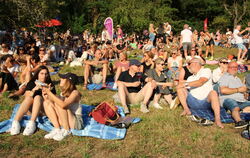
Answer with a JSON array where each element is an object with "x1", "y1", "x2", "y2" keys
[
  {"x1": 23, "y1": 120, "x2": 36, "y2": 136},
  {"x1": 152, "y1": 103, "x2": 163, "y2": 109},
  {"x1": 140, "y1": 103, "x2": 149, "y2": 113},
  {"x1": 44, "y1": 128, "x2": 61, "y2": 139},
  {"x1": 112, "y1": 82, "x2": 117, "y2": 89},
  {"x1": 53, "y1": 129, "x2": 71, "y2": 141},
  {"x1": 10, "y1": 120, "x2": 21, "y2": 135},
  {"x1": 199, "y1": 119, "x2": 214, "y2": 126},
  {"x1": 170, "y1": 96, "x2": 180, "y2": 110},
  {"x1": 235, "y1": 120, "x2": 248, "y2": 129}
]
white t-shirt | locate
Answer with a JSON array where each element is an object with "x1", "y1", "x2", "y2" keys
[
  {"x1": 212, "y1": 67, "x2": 224, "y2": 83},
  {"x1": 166, "y1": 25, "x2": 171, "y2": 35},
  {"x1": 181, "y1": 29, "x2": 192, "y2": 43},
  {"x1": 0, "y1": 50, "x2": 14, "y2": 56},
  {"x1": 233, "y1": 29, "x2": 243, "y2": 44},
  {"x1": 187, "y1": 68, "x2": 213, "y2": 100},
  {"x1": 7, "y1": 64, "x2": 20, "y2": 75},
  {"x1": 168, "y1": 56, "x2": 182, "y2": 68}
]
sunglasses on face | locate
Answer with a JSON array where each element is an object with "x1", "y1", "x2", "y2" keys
[
  {"x1": 220, "y1": 62, "x2": 228, "y2": 64},
  {"x1": 39, "y1": 49, "x2": 45, "y2": 51},
  {"x1": 157, "y1": 63, "x2": 165, "y2": 66}
]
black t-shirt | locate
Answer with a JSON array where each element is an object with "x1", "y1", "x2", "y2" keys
[
  {"x1": 118, "y1": 70, "x2": 147, "y2": 93},
  {"x1": 116, "y1": 44, "x2": 125, "y2": 50},
  {"x1": 25, "y1": 80, "x2": 56, "y2": 97}
]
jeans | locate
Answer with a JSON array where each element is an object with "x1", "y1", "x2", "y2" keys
[{"x1": 223, "y1": 98, "x2": 250, "y2": 111}]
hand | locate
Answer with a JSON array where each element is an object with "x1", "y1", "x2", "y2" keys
[
  {"x1": 238, "y1": 86, "x2": 247, "y2": 93},
  {"x1": 133, "y1": 81, "x2": 141, "y2": 87},
  {"x1": 151, "y1": 80, "x2": 157, "y2": 89},
  {"x1": 176, "y1": 82, "x2": 185, "y2": 89}
]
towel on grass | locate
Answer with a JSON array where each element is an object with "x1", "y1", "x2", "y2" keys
[
  {"x1": 87, "y1": 82, "x2": 117, "y2": 91},
  {"x1": 0, "y1": 104, "x2": 140, "y2": 140},
  {"x1": 190, "y1": 107, "x2": 250, "y2": 123}
]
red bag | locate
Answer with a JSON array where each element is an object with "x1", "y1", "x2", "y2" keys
[{"x1": 89, "y1": 102, "x2": 120, "y2": 125}]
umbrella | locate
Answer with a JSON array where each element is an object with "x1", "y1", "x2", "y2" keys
[{"x1": 35, "y1": 19, "x2": 62, "y2": 28}]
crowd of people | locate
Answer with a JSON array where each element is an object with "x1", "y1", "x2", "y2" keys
[{"x1": 0, "y1": 22, "x2": 250, "y2": 141}]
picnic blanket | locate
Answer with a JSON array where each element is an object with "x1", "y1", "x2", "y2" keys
[
  {"x1": 87, "y1": 82, "x2": 117, "y2": 91},
  {"x1": 0, "y1": 104, "x2": 140, "y2": 140},
  {"x1": 190, "y1": 107, "x2": 250, "y2": 123}
]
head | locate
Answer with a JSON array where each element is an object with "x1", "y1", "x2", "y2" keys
[
  {"x1": 149, "y1": 23, "x2": 154, "y2": 28},
  {"x1": 236, "y1": 25, "x2": 241, "y2": 30},
  {"x1": 39, "y1": 47, "x2": 46, "y2": 54},
  {"x1": 143, "y1": 51, "x2": 154, "y2": 60},
  {"x1": 171, "y1": 49, "x2": 178, "y2": 58},
  {"x1": 31, "y1": 55, "x2": 40, "y2": 64},
  {"x1": 154, "y1": 58, "x2": 165, "y2": 71},
  {"x1": 218, "y1": 57, "x2": 228, "y2": 69},
  {"x1": 94, "y1": 49, "x2": 102, "y2": 59},
  {"x1": 227, "y1": 61, "x2": 238, "y2": 76},
  {"x1": 59, "y1": 73, "x2": 78, "y2": 97},
  {"x1": 31, "y1": 66, "x2": 52, "y2": 83},
  {"x1": 188, "y1": 58, "x2": 203, "y2": 74},
  {"x1": 119, "y1": 52, "x2": 127, "y2": 61},
  {"x1": 1, "y1": 43, "x2": 9, "y2": 51},
  {"x1": 184, "y1": 24, "x2": 189, "y2": 29},
  {"x1": 129, "y1": 59, "x2": 141, "y2": 73},
  {"x1": 17, "y1": 47, "x2": 25, "y2": 55}
]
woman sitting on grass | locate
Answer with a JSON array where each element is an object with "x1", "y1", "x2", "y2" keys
[
  {"x1": 42, "y1": 73, "x2": 83, "y2": 141},
  {"x1": 10, "y1": 65, "x2": 56, "y2": 136}
]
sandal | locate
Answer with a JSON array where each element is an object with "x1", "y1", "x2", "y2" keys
[{"x1": 199, "y1": 119, "x2": 214, "y2": 126}]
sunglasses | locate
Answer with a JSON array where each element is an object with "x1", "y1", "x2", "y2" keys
[
  {"x1": 39, "y1": 49, "x2": 45, "y2": 51},
  {"x1": 220, "y1": 62, "x2": 228, "y2": 64},
  {"x1": 157, "y1": 63, "x2": 165, "y2": 66}
]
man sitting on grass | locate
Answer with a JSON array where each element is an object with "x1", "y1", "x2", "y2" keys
[
  {"x1": 218, "y1": 61, "x2": 250, "y2": 128},
  {"x1": 176, "y1": 58, "x2": 224, "y2": 128},
  {"x1": 83, "y1": 49, "x2": 108, "y2": 89},
  {"x1": 117, "y1": 59, "x2": 156, "y2": 114}
]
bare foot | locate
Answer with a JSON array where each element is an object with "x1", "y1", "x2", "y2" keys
[
  {"x1": 180, "y1": 110, "x2": 191, "y2": 116},
  {"x1": 215, "y1": 121, "x2": 224, "y2": 128},
  {"x1": 102, "y1": 83, "x2": 107, "y2": 88}
]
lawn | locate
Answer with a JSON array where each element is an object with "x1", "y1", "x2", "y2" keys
[{"x1": 0, "y1": 47, "x2": 250, "y2": 158}]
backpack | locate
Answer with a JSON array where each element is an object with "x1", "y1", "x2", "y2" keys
[{"x1": 89, "y1": 102, "x2": 120, "y2": 125}]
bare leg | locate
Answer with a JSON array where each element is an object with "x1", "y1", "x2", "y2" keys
[
  {"x1": 176, "y1": 87, "x2": 191, "y2": 116},
  {"x1": 231, "y1": 107, "x2": 241, "y2": 122},
  {"x1": 210, "y1": 45, "x2": 214, "y2": 57},
  {"x1": 84, "y1": 64, "x2": 91, "y2": 85},
  {"x1": 207, "y1": 90, "x2": 224, "y2": 128},
  {"x1": 163, "y1": 94, "x2": 172, "y2": 105},
  {"x1": 240, "y1": 49, "x2": 248, "y2": 61},
  {"x1": 114, "y1": 67, "x2": 122, "y2": 82},
  {"x1": 205, "y1": 46, "x2": 209, "y2": 58},
  {"x1": 30, "y1": 95, "x2": 43, "y2": 121},
  {"x1": 237, "y1": 49, "x2": 242, "y2": 61},
  {"x1": 117, "y1": 82, "x2": 129, "y2": 110},
  {"x1": 137, "y1": 82, "x2": 154, "y2": 105},
  {"x1": 14, "y1": 93, "x2": 34, "y2": 121},
  {"x1": 102, "y1": 63, "x2": 108, "y2": 86},
  {"x1": 153, "y1": 93, "x2": 161, "y2": 104},
  {"x1": 184, "y1": 49, "x2": 188, "y2": 58},
  {"x1": 43, "y1": 100, "x2": 60, "y2": 128},
  {"x1": 54, "y1": 104, "x2": 70, "y2": 130}
]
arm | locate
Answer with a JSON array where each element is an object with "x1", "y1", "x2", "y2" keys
[
  {"x1": 45, "y1": 89, "x2": 80, "y2": 109},
  {"x1": 186, "y1": 77, "x2": 208, "y2": 88},
  {"x1": 117, "y1": 80, "x2": 140, "y2": 87},
  {"x1": 220, "y1": 86, "x2": 247, "y2": 95}
]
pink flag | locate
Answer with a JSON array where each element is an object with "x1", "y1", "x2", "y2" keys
[
  {"x1": 204, "y1": 18, "x2": 208, "y2": 31},
  {"x1": 104, "y1": 17, "x2": 113, "y2": 41}
]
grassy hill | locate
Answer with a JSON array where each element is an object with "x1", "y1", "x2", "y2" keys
[{"x1": 0, "y1": 47, "x2": 250, "y2": 158}]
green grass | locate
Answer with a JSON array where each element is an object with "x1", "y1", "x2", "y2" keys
[{"x1": 0, "y1": 46, "x2": 250, "y2": 158}]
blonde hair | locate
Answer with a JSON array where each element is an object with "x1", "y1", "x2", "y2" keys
[{"x1": 61, "y1": 79, "x2": 76, "y2": 97}]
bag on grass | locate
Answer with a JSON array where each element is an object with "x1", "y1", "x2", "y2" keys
[{"x1": 89, "y1": 102, "x2": 120, "y2": 125}]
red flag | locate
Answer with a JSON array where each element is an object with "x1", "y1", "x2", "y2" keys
[{"x1": 204, "y1": 18, "x2": 208, "y2": 31}]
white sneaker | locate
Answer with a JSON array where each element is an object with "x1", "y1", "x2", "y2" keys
[
  {"x1": 23, "y1": 121, "x2": 36, "y2": 136},
  {"x1": 10, "y1": 120, "x2": 21, "y2": 135},
  {"x1": 170, "y1": 96, "x2": 180, "y2": 110},
  {"x1": 44, "y1": 128, "x2": 61, "y2": 139},
  {"x1": 140, "y1": 103, "x2": 149, "y2": 113},
  {"x1": 53, "y1": 129, "x2": 71, "y2": 141},
  {"x1": 153, "y1": 103, "x2": 163, "y2": 109},
  {"x1": 112, "y1": 82, "x2": 117, "y2": 89}
]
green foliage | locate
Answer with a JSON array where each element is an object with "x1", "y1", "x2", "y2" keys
[{"x1": 212, "y1": 16, "x2": 230, "y2": 31}]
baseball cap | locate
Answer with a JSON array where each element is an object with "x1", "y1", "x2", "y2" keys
[
  {"x1": 129, "y1": 59, "x2": 141, "y2": 66},
  {"x1": 59, "y1": 73, "x2": 78, "y2": 85}
]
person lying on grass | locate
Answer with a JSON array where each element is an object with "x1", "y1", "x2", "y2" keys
[
  {"x1": 42, "y1": 73, "x2": 83, "y2": 141},
  {"x1": 10, "y1": 66, "x2": 56, "y2": 135}
]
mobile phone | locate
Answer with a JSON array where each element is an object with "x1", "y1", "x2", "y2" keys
[{"x1": 35, "y1": 80, "x2": 48, "y2": 87}]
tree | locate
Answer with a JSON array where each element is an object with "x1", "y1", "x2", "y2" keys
[{"x1": 222, "y1": 0, "x2": 249, "y2": 27}]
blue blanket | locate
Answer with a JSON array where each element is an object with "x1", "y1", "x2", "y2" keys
[
  {"x1": 0, "y1": 104, "x2": 140, "y2": 140},
  {"x1": 87, "y1": 82, "x2": 117, "y2": 91},
  {"x1": 190, "y1": 107, "x2": 250, "y2": 123}
]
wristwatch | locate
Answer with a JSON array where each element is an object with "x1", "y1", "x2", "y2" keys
[{"x1": 185, "y1": 82, "x2": 190, "y2": 89}]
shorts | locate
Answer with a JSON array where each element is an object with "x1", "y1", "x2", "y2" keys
[
  {"x1": 182, "y1": 42, "x2": 192, "y2": 51},
  {"x1": 127, "y1": 92, "x2": 144, "y2": 105},
  {"x1": 187, "y1": 93, "x2": 211, "y2": 110},
  {"x1": 206, "y1": 39, "x2": 215, "y2": 46},
  {"x1": 237, "y1": 43, "x2": 247, "y2": 50},
  {"x1": 74, "y1": 115, "x2": 84, "y2": 130},
  {"x1": 223, "y1": 98, "x2": 250, "y2": 111}
]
